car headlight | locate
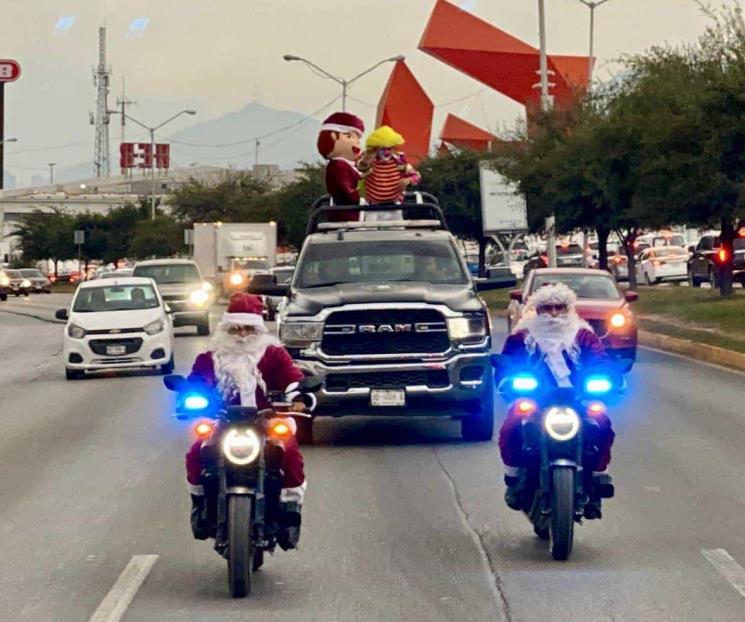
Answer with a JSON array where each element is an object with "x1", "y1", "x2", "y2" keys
[
  {"x1": 0, "y1": 276, "x2": 9, "y2": 287},
  {"x1": 609, "y1": 312, "x2": 627, "y2": 329},
  {"x1": 447, "y1": 315, "x2": 487, "y2": 343},
  {"x1": 279, "y1": 322, "x2": 324, "y2": 347},
  {"x1": 21, "y1": 279, "x2": 31, "y2": 288},
  {"x1": 68, "y1": 324, "x2": 86, "y2": 339},
  {"x1": 222, "y1": 428, "x2": 261, "y2": 465},
  {"x1": 190, "y1": 289, "x2": 210, "y2": 307},
  {"x1": 544, "y1": 407, "x2": 580, "y2": 442},
  {"x1": 144, "y1": 319, "x2": 164, "y2": 335}
]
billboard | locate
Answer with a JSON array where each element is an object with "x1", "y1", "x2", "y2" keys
[
  {"x1": 479, "y1": 161, "x2": 527, "y2": 233},
  {"x1": 119, "y1": 142, "x2": 170, "y2": 173}
]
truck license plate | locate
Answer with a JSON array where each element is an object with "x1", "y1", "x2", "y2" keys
[
  {"x1": 370, "y1": 389, "x2": 405, "y2": 407},
  {"x1": 106, "y1": 344, "x2": 126, "y2": 355}
]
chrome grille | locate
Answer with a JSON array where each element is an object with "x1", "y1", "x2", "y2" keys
[
  {"x1": 326, "y1": 370, "x2": 449, "y2": 391},
  {"x1": 89, "y1": 338, "x2": 143, "y2": 356}
]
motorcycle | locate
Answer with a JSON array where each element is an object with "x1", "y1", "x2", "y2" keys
[
  {"x1": 164, "y1": 373, "x2": 322, "y2": 597},
  {"x1": 496, "y1": 361, "x2": 622, "y2": 561}
]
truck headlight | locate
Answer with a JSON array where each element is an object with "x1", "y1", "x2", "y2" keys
[
  {"x1": 279, "y1": 322, "x2": 324, "y2": 347},
  {"x1": 229, "y1": 273, "x2": 244, "y2": 286},
  {"x1": 201, "y1": 281, "x2": 213, "y2": 292},
  {"x1": 447, "y1": 315, "x2": 487, "y2": 343},
  {"x1": 190, "y1": 289, "x2": 210, "y2": 307},
  {"x1": 68, "y1": 324, "x2": 86, "y2": 339},
  {"x1": 21, "y1": 279, "x2": 31, "y2": 288},
  {"x1": 544, "y1": 407, "x2": 580, "y2": 442},
  {"x1": 222, "y1": 428, "x2": 261, "y2": 465},
  {"x1": 144, "y1": 319, "x2": 164, "y2": 335}
]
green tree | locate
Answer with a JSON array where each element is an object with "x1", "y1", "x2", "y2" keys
[
  {"x1": 267, "y1": 164, "x2": 326, "y2": 247},
  {"x1": 130, "y1": 215, "x2": 187, "y2": 259},
  {"x1": 11, "y1": 209, "x2": 75, "y2": 276}
]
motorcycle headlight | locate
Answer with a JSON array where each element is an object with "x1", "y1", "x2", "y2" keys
[
  {"x1": 190, "y1": 289, "x2": 210, "y2": 307},
  {"x1": 279, "y1": 322, "x2": 324, "y2": 347},
  {"x1": 144, "y1": 319, "x2": 164, "y2": 335},
  {"x1": 229, "y1": 273, "x2": 244, "y2": 286},
  {"x1": 68, "y1": 323, "x2": 86, "y2": 339},
  {"x1": 222, "y1": 428, "x2": 261, "y2": 465},
  {"x1": 21, "y1": 279, "x2": 31, "y2": 288},
  {"x1": 447, "y1": 315, "x2": 487, "y2": 343},
  {"x1": 544, "y1": 407, "x2": 580, "y2": 442}
]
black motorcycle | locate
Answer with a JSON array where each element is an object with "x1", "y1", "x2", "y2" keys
[
  {"x1": 497, "y1": 364, "x2": 621, "y2": 560},
  {"x1": 164, "y1": 374, "x2": 321, "y2": 597}
]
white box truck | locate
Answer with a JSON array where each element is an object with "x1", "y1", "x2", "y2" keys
[{"x1": 193, "y1": 222, "x2": 277, "y2": 299}]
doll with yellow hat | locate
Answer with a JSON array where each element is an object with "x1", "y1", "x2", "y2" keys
[{"x1": 359, "y1": 126, "x2": 421, "y2": 206}]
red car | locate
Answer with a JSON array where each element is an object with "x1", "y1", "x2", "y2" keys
[{"x1": 506, "y1": 268, "x2": 638, "y2": 372}]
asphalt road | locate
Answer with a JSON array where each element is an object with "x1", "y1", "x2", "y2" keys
[{"x1": 1, "y1": 298, "x2": 745, "y2": 621}]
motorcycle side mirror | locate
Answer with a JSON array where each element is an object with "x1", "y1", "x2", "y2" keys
[
  {"x1": 624, "y1": 291, "x2": 639, "y2": 303},
  {"x1": 55, "y1": 308, "x2": 68, "y2": 321},
  {"x1": 509, "y1": 290, "x2": 523, "y2": 302},
  {"x1": 298, "y1": 375, "x2": 323, "y2": 393},
  {"x1": 688, "y1": 245, "x2": 695, "y2": 253},
  {"x1": 163, "y1": 374, "x2": 187, "y2": 392}
]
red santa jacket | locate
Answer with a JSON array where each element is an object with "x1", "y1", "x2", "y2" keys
[
  {"x1": 500, "y1": 327, "x2": 608, "y2": 383},
  {"x1": 325, "y1": 158, "x2": 361, "y2": 221},
  {"x1": 188, "y1": 346, "x2": 304, "y2": 408}
]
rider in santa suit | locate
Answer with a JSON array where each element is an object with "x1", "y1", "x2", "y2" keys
[{"x1": 185, "y1": 293, "x2": 315, "y2": 549}]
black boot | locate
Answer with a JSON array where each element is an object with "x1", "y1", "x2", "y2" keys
[
  {"x1": 277, "y1": 502, "x2": 302, "y2": 551},
  {"x1": 504, "y1": 471, "x2": 526, "y2": 511},
  {"x1": 190, "y1": 494, "x2": 210, "y2": 540},
  {"x1": 585, "y1": 473, "x2": 614, "y2": 520}
]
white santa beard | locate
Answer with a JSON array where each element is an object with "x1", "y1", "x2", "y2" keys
[{"x1": 212, "y1": 331, "x2": 278, "y2": 405}]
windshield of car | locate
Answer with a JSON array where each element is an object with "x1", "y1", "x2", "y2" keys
[
  {"x1": 557, "y1": 244, "x2": 583, "y2": 255},
  {"x1": 653, "y1": 235, "x2": 685, "y2": 247},
  {"x1": 133, "y1": 264, "x2": 200, "y2": 284},
  {"x1": 73, "y1": 285, "x2": 160, "y2": 312},
  {"x1": 651, "y1": 247, "x2": 687, "y2": 257},
  {"x1": 101, "y1": 270, "x2": 133, "y2": 279},
  {"x1": 20, "y1": 270, "x2": 44, "y2": 278},
  {"x1": 272, "y1": 268, "x2": 294, "y2": 283},
  {"x1": 231, "y1": 258, "x2": 270, "y2": 270},
  {"x1": 531, "y1": 273, "x2": 622, "y2": 300},
  {"x1": 5, "y1": 270, "x2": 21, "y2": 278},
  {"x1": 297, "y1": 239, "x2": 468, "y2": 288}
]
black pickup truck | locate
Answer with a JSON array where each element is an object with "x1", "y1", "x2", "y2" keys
[{"x1": 250, "y1": 194, "x2": 515, "y2": 443}]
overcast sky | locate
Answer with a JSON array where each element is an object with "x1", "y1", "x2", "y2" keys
[{"x1": 1, "y1": 0, "x2": 726, "y2": 184}]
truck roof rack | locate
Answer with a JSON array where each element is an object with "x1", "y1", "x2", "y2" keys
[{"x1": 305, "y1": 192, "x2": 449, "y2": 236}]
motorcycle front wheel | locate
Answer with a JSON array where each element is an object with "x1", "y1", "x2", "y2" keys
[
  {"x1": 549, "y1": 467, "x2": 575, "y2": 561},
  {"x1": 227, "y1": 495, "x2": 254, "y2": 598}
]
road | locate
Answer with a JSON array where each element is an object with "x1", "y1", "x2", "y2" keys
[{"x1": 1, "y1": 296, "x2": 745, "y2": 621}]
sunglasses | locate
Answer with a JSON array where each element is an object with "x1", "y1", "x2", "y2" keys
[
  {"x1": 227, "y1": 325, "x2": 256, "y2": 334},
  {"x1": 536, "y1": 304, "x2": 568, "y2": 313}
]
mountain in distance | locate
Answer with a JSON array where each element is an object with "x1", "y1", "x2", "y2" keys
[
  {"x1": 167, "y1": 101, "x2": 323, "y2": 171},
  {"x1": 44, "y1": 102, "x2": 324, "y2": 186}
]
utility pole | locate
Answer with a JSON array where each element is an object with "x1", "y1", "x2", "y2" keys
[
  {"x1": 537, "y1": 0, "x2": 557, "y2": 268},
  {"x1": 578, "y1": 0, "x2": 613, "y2": 84},
  {"x1": 92, "y1": 26, "x2": 112, "y2": 178},
  {"x1": 255, "y1": 139, "x2": 260, "y2": 166},
  {"x1": 48, "y1": 163, "x2": 55, "y2": 185},
  {"x1": 117, "y1": 77, "x2": 136, "y2": 145}
]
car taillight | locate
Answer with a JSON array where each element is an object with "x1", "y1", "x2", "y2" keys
[{"x1": 718, "y1": 248, "x2": 728, "y2": 263}]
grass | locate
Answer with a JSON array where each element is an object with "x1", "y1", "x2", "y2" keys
[
  {"x1": 480, "y1": 287, "x2": 513, "y2": 311},
  {"x1": 51, "y1": 282, "x2": 79, "y2": 294}
]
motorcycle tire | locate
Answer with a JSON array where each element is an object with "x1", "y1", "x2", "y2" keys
[
  {"x1": 227, "y1": 496, "x2": 253, "y2": 598},
  {"x1": 550, "y1": 467, "x2": 575, "y2": 561}
]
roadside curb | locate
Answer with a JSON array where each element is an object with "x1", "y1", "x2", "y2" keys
[
  {"x1": 637, "y1": 330, "x2": 745, "y2": 372},
  {"x1": 0, "y1": 308, "x2": 63, "y2": 324}
]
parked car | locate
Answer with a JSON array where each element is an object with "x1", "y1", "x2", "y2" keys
[
  {"x1": 507, "y1": 268, "x2": 638, "y2": 372},
  {"x1": 636, "y1": 246, "x2": 689, "y2": 284},
  {"x1": 687, "y1": 233, "x2": 745, "y2": 287},
  {"x1": 18, "y1": 269, "x2": 52, "y2": 294},
  {"x1": 523, "y1": 243, "x2": 586, "y2": 278},
  {"x1": 56, "y1": 277, "x2": 175, "y2": 380},
  {"x1": 132, "y1": 259, "x2": 214, "y2": 335},
  {"x1": 4, "y1": 270, "x2": 31, "y2": 297},
  {"x1": 0, "y1": 271, "x2": 9, "y2": 301},
  {"x1": 264, "y1": 265, "x2": 294, "y2": 321}
]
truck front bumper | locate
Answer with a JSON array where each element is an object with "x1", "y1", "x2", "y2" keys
[{"x1": 294, "y1": 351, "x2": 493, "y2": 417}]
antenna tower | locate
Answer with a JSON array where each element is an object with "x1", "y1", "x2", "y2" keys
[
  {"x1": 92, "y1": 26, "x2": 112, "y2": 177},
  {"x1": 117, "y1": 77, "x2": 136, "y2": 144}
]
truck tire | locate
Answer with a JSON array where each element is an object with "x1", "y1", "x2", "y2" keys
[{"x1": 461, "y1": 378, "x2": 495, "y2": 442}]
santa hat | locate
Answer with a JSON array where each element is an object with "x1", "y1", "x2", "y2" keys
[
  {"x1": 321, "y1": 112, "x2": 365, "y2": 136},
  {"x1": 221, "y1": 293, "x2": 267, "y2": 332}
]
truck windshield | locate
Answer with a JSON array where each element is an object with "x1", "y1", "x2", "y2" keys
[
  {"x1": 296, "y1": 240, "x2": 467, "y2": 288},
  {"x1": 133, "y1": 264, "x2": 200, "y2": 284}
]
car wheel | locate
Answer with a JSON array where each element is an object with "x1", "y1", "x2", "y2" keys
[
  {"x1": 23, "y1": 291, "x2": 29, "y2": 297},
  {"x1": 644, "y1": 271, "x2": 653, "y2": 286},
  {"x1": 0, "y1": 293, "x2": 6, "y2": 301},
  {"x1": 14, "y1": 292, "x2": 19, "y2": 297},
  {"x1": 65, "y1": 368, "x2": 84, "y2": 380},
  {"x1": 688, "y1": 268, "x2": 701, "y2": 288},
  {"x1": 709, "y1": 268, "x2": 718, "y2": 288},
  {"x1": 160, "y1": 355, "x2": 175, "y2": 375}
]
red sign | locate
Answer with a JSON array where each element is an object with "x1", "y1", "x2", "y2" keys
[
  {"x1": 120, "y1": 142, "x2": 171, "y2": 173},
  {"x1": 0, "y1": 59, "x2": 21, "y2": 83}
]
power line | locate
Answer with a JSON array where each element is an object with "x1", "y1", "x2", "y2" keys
[{"x1": 10, "y1": 141, "x2": 89, "y2": 155}]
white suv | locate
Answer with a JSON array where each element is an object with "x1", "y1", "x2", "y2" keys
[{"x1": 57, "y1": 277, "x2": 175, "y2": 380}]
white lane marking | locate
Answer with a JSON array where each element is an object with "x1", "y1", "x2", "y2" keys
[
  {"x1": 702, "y1": 548, "x2": 745, "y2": 600},
  {"x1": 89, "y1": 554, "x2": 158, "y2": 622}
]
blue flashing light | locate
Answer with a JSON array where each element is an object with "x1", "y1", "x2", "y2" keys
[
  {"x1": 511, "y1": 374, "x2": 539, "y2": 392},
  {"x1": 584, "y1": 376, "x2": 613, "y2": 395},
  {"x1": 184, "y1": 394, "x2": 209, "y2": 411}
]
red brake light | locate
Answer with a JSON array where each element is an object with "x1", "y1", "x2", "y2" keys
[
  {"x1": 718, "y1": 248, "x2": 728, "y2": 263},
  {"x1": 193, "y1": 421, "x2": 215, "y2": 440}
]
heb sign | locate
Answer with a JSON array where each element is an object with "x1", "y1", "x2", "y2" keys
[
  {"x1": 120, "y1": 142, "x2": 170, "y2": 172},
  {"x1": 0, "y1": 59, "x2": 21, "y2": 83}
]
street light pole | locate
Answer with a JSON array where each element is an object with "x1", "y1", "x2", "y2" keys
[
  {"x1": 578, "y1": 0, "x2": 613, "y2": 84},
  {"x1": 283, "y1": 54, "x2": 405, "y2": 112},
  {"x1": 48, "y1": 163, "x2": 55, "y2": 185},
  {"x1": 0, "y1": 137, "x2": 18, "y2": 190}
]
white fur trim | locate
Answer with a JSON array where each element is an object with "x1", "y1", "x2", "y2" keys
[
  {"x1": 280, "y1": 480, "x2": 307, "y2": 505},
  {"x1": 285, "y1": 381, "x2": 300, "y2": 393},
  {"x1": 322, "y1": 123, "x2": 362, "y2": 135},
  {"x1": 187, "y1": 483, "x2": 204, "y2": 496}
]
